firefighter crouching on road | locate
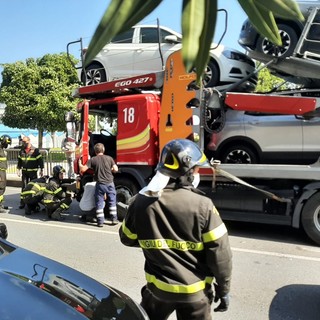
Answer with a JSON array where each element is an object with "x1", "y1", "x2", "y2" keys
[
  {"x1": 42, "y1": 165, "x2": 72, "y2": 221},
  {"x1": 17, "y1": 136, "x2": 44, "y2": 209},
  {"x1": 119, "y1": 138, "x2": 232, "y2": 320},
  {"x1": 21, "y1": 176, "x2": 49, "y2": 215},
  {"x1": 0, "y1": 135, "x2": 11, "y2": 213}
]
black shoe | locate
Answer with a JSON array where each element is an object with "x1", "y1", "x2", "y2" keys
[
  {"x1": 111, "y1": 218, "x2": 119, "y2": 225},
  {"x1": 79, "y1": 215, "x2": 87, "y2": 222},
  {"x1": 51, "y1": 210, "x2": 64, "y2": 221},
  {"x1": 19, "y1": 203, "x2": 25, "y2": 209},
  {"x1": 25, "y1": 207, "x2": 32, "y2": 215},
  {"x1": 97, "y1": 223, "x2": 104, "y2": 228},
  {"x1": 79, "y1": 215, "x2": 98, "y2": 223}
]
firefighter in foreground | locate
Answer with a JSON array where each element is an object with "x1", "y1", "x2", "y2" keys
[
  {"x1": 43, "y1": 165, "x2": 72, "y2": 221},
  {"x1": 21, "y1": 175, "x2": 49, "y2": 215},
  {"x1": 119, "y1": 139, "x2": 232, "y2": 320},
  {"x1": 0, "y1": 135, "x2": 11, "y2": 213}
]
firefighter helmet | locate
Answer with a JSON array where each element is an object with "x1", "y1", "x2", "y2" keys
[
  {"x1": 0, "y1": 135, "x2": 12, "y2": 149},
  {"x1": 52, "y1": 165, "x2": 65, "y2": 178},
  {"x1": 157, "y1": 139, "x2": 208, "y2": 179}
]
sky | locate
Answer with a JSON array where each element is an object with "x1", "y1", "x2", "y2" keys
[{"x1": 0, "y1": 0, "x2": 247, "y2": 79}]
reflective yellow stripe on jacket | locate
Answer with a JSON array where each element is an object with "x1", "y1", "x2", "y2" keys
[
  {"x1": 44, "y1": 187, "x2": 63, "y2": 195},
  {"x1": 18, "y1": 155, "x2": 42, "y2": 161},
  {"x1": 139, "y1": 239, "x2": 203, "y2": 251},
  {"x1": 121, "y1": 220, "x2": 138, "y2": 240},
  {"x1": 145, "y1": 273, "x2": 214, "y2": 294},
  {"x1": 202, "y1": 223, "x2": 227, "y2": 243},
  {"x1": 21, "y1": 190, "x2": 36, "y2": 196},
  {"x1": 43, "y1": 187, "x2": 63, "y2": 204}
]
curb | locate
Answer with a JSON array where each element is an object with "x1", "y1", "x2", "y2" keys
[{"x1": 7, "y1": 179, "x2": 22, "y2": 188}]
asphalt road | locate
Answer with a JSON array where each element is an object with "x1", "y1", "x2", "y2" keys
[{"x1": 1, "y1": 186, "x2": 320, "y2": 320}]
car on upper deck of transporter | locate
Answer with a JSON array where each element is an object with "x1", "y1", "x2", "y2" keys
[
  {"x1": 239, "y1": 0, "x2": 320, "y2": 59},
  {"x1": 79, "y1": 24, "x2": 257, "y2": 92}
]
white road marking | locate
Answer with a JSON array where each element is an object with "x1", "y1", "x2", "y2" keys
[
  {"x1": 2, "y1": 217, "x2": 320, "y2": 262},
  {"x1": 232, "y1": 247, "x2": 320, "y2": 262},
  {"x1": 1, "y1": 217, "x2": 119, "y2": 235}
]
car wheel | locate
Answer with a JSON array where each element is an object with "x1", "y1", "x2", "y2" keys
[
  {"x1": 221, "y1": 144, "x2": 258, "y2": 164},
  {"x1": 256, "y1": 24, "x2": 298, "y2": 58},
  {"x1": 203, "y1": 60, "x2": 219, "y2": 87},
  {"x1": 82, "y1": 63, "x2": 107, "y2": 85},
  {"x1": 301, "y1": 192, "x2": 320, "y2": 245}
]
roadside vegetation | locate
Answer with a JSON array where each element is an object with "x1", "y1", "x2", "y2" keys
[{"x1": 0, "y1": 53, "x2": 80, "y2": 148}]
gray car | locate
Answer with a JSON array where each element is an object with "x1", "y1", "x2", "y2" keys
[
  {"x1": 206, "y1": 90, "x2": 320, "y2": 164},
  {"x1": 238, "y1": 0, "x2": 320, "y2": 59}
]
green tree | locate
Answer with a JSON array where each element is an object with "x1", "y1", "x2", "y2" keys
[
  {"x1": 85, "y1": 0, "x2": 303, "y2": 83},
  {"x1": 0, "y1": 53, "x2": 80, "y2": 148},
  {"x1": 255, "y1": 65, "x2": 291, "y2": 93}
]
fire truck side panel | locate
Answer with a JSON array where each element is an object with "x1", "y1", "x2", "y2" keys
[{"x1": 87, "y1": 94, "x2": 161, "y2": 166}]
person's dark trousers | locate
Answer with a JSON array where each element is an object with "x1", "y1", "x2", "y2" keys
[
  {"x1": 19, "y1": 172, "x2": 37, "y2": 208},
  {"x1": 24, "y1": 195, "x2": 42, "y2": 215},
  {"x1": 0, "y1": 170, "x2": 7, "y2": 212},
  {"x1": 45, "y1": 198, "x2": 72, "y2": 219},
  {"x1": 140, "y1": 286, "x2": 212, "y2": 320}
]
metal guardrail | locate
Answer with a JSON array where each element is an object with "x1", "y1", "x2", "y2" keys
[{"x1": 6, "y1": 149, "x2": 70, "y2": 176}]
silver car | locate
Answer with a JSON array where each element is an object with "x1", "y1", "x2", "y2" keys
[
  {"x1": 80, "y1": 25, "x2": 257, "y2": 92},
  {"x1": 206, "y1": 90, "x2": 320, "y2": 164}
]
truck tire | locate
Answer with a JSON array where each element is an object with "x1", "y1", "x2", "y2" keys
[
  {"x1": 115, "y1": 177, "x2": 139, "y2": 205},
  {"x1": 301, "y1": 192, "x2": 320, "y2": 245}
]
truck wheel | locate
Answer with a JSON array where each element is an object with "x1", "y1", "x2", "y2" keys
[
  {"x1": 115, "y1": 177, "x2": 139, "y2": 205},
  {"x1": 301, "y1": 192, "x2": 320, "y2": 245},
  {"x1": 221, "y1": 144, "x2": 257, "y2": 164},
  {"x1": 82, "y1": 63, "x2": 106, "y2": 85},
  {"x1": 256, "y1": 24, "x2": 298, "y2": 58}
]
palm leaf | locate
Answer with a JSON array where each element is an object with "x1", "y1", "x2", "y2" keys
[
  {"x1": 256, "y1": 0, "x2": 304, "y2": 20},
  {"x1": 238, "y1": 0, "x2": 281, "y2": 45},
  {"x1": 194, "y1": 0, "x2": 217, "y2": 83},
  {"x1": 181, "y1": 0, "x2": 205, "y2": 71}
]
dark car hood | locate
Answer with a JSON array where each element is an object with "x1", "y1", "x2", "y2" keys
[{"x1": 0, "y1": 239, "x2": 148, "y2": 319}]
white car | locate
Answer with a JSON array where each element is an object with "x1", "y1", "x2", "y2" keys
[{"x1": 80, "y1": 25, "x2": 257, "y2": 91}]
